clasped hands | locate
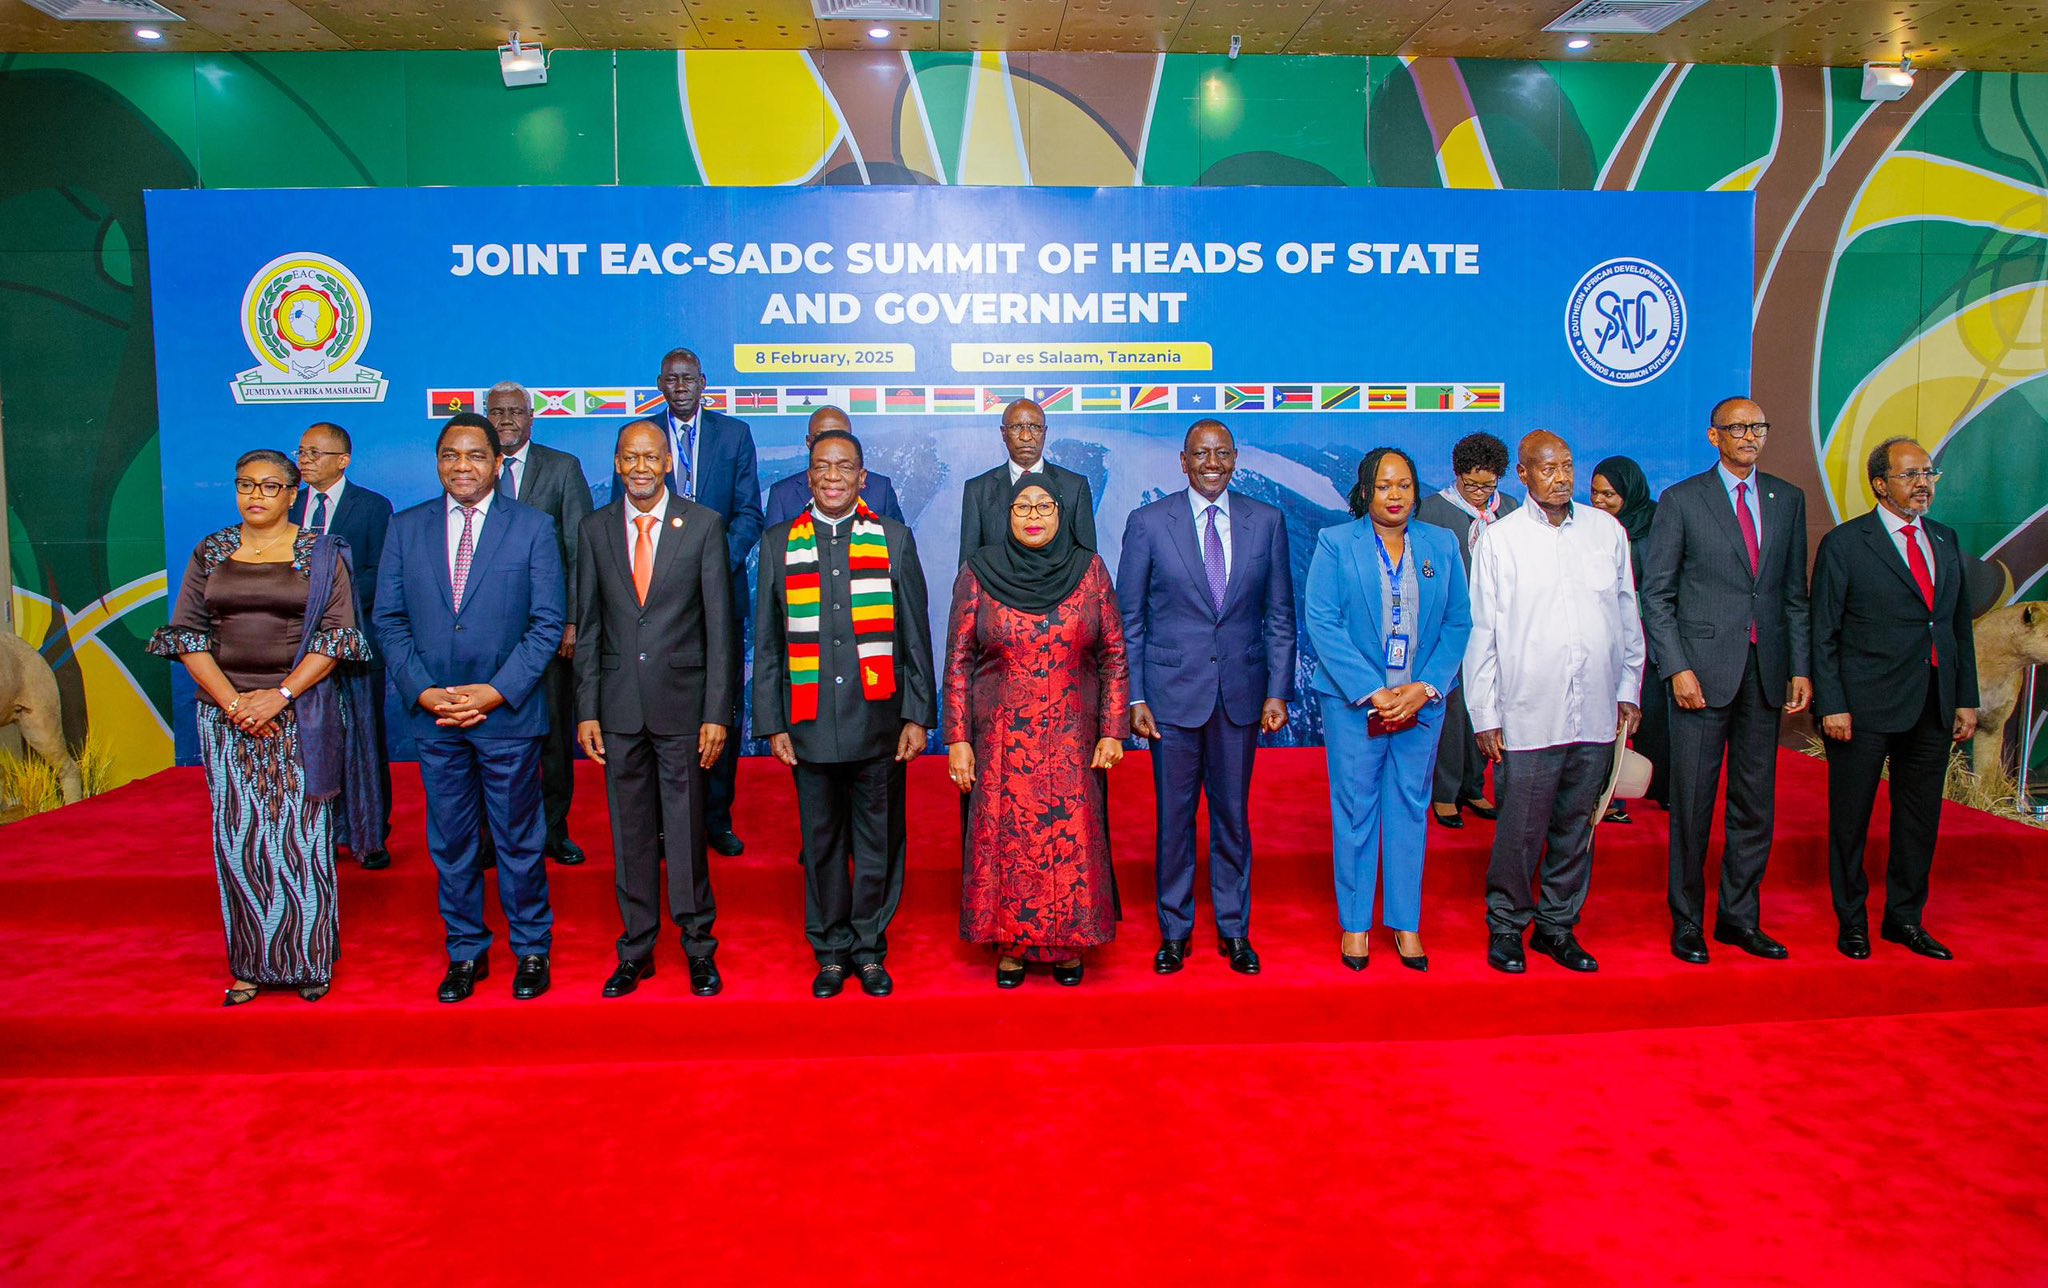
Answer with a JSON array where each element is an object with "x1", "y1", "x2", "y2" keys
[
  {"x1": 226, "y1": 688, "x2": 287, "y2": 737},
  {"x1": 420, "y1": 684, "x2": 505, "y2": 729},
  {"x1": 1362, "y1": 682, "x2": 1432, "y2": 726}
]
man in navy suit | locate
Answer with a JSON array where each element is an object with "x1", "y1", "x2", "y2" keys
[
  {"x1": 764, "y1": 405, "x2": 905, "y2": 528},
  {"x1": 374, "y1": 412, "x2": 566, "y2": 1004},
  {"x1": 618, "y1": 348, "x2": 764, "y2": 856},
  {"x1": 290, "y1": 421, "x2": 396, "y2": 868},
  {"x1": 1116, "y1": 419, "x2": 1296, "y2": 975}
]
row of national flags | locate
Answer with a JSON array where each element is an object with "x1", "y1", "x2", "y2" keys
[{"x1": 425, "y1": 382, "x2": 1504, "y2": 419}]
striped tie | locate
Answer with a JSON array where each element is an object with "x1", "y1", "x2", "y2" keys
[{"x1": 451, "y1": 505, "x2": 477, "y2": 612}]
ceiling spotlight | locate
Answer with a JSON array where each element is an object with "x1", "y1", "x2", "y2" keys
[
  {"x1": 868, "y1": 26, "x2": 890, "y2": 39},
  {"x1": 135, "y1": 27, "x2": 163, "y2": 41},
  {"x1": 1566, "y1": 37, "x2": 1591, "y2": 51},
  {"x1": 1861, "y1": 56, "x2": 1915, "y2": 102},
  {"x1": 498, "y1": 31, "x2": 549, "y2": 88}
]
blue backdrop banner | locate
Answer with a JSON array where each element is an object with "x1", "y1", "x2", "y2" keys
[{"x1": 146, "y1": 185, "x2": 1753, "y2": 756}]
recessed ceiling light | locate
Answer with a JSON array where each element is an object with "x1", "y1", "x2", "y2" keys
[
  {"x1": 135, "y1": 27, "x2": 163, "y2": 40},
  {"x1": 1566, "y1": 37, "x2": 1592, "y2": 50},
  {"x1": 868, "y1": 26, "x2": 890, "y2": 38}
]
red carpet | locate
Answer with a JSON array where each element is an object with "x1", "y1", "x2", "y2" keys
[{"x1": 3, "y1": 749, "x2": 2046, "y2": 1283}]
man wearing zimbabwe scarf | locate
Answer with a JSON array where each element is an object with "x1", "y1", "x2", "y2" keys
[{"x1": 753, "y1": 428, "x2": 938, "y2": 998}]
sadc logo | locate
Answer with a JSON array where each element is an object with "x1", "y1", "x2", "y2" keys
[
  {"x1": 231, "y1": 253, "x2": 388, "y2": 404},
  {"x1": 1565, "y1": 258, "x2": 1686, "y2": 387}
]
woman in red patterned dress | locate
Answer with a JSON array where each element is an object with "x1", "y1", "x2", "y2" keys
[{"x1": 945, "y1": 478, "x2": 1130, "y2": 987}]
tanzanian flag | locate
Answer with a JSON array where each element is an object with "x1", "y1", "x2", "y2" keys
[{"x1": 1319, "y1": 384, "x2": 1361, "y2": 411}]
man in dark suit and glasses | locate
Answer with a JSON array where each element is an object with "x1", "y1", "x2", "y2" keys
[
  {"x1": 289, "y1": 420, "x2": 396, "y2": 868},
  {"x1": 575, "y1": 420, "x2": 735, "y2": 999},
  {"x1": 373, "y1": 413, "x2": 565, "y2": 1003},
  {"x1": 623, "y1": 348, "x2": 764, "y2": 858},
  {"x1": 486, "y1": 381, "x2": 595, "y2": 866},
  {"x1": 1812, "y1": 437, "x2": 1979, "y2": 961},
  {"x1": 958, "y1": 398, "x2": 1097, "y2": 566},
  {"x1": 765, "y1": 405, "x2": 906, "y2": 529},
  {"x1": 1640, "y1": 396, "x2": 1813, "y2": 965},
  {"x1": 1117, "y1": 419, "x2": 1295, "y2": 975}
]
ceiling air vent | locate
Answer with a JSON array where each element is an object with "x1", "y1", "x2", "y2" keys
[
  {"x1": 812, "y1": 0, "x2": 939, "y2": 20},
  {"x1": 1543, "y1": 0, "x2": 1710, "y2": 35},
  {"x1": 19, "y1": 0, "x2": 184, "y2": 20}
]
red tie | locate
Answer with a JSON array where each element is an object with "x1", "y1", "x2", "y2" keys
[
  {"x1": 1900, "y1": 523, "x2": 1937, "y2": 664},
  {"x1": 1735, "y1": 482, "x2": 1760, "y2": 643},
  {"x1": 632, "y1": 515, "x2": 656, "y2": 606}
]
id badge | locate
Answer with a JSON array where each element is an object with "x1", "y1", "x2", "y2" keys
[{"x1": 1384, "y1": 633, "x2": 1410, "y2": 669}]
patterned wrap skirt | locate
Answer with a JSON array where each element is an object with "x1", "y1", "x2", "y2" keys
[{"x1": 195, "y1": 704, "x2": 338, "y2": 985}]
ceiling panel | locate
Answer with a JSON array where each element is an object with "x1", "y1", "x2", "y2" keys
[
  {"x1": 679, "y1": 0, "x2": 820, "y2": 49},
  {"x1": 547, "y1": 1, "x2": 703, "y2": 48},
  {"x1": 1170, "y1": 0, "x2": 1324, "y2": 55},
  {"x1": 940, "y1": 0, "x2": 1065, "y2": 51},
  {"x1": 1282, "y1": 0, "x2": 1459, "y2": 56},
  {"x1": 285, "y1": 0, "x2": 580, "y2": 49},
  {"x1": 1055, "y1": 0, "x2": 1192, "y2": 53}
]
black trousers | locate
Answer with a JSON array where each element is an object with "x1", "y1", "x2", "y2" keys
[
  {"x1": 1485, "y1": 741, "x2": 1608, "y2": 935},
  {"x1": 1635, "y1": 657, "x2": 1671, "y2": 807},
  {"x1": 603, "y1": 726, "x2": 717, "y2": 961},
  {"x1": 540, "y1": 654, "x2": 576, "y2": 845},
  {"x1": 1666, "y1": 647, "x2": 1779, "y2": 931},
  {"x1": 1431, "y1": 684, "x2": 1489, "y2": 806},
  {"x1": 793, "y1": 756, "x2": 906, "y2": 966},
  {"x1": 1826, "y1": 669, "x2": 1950, "y2": 931}
]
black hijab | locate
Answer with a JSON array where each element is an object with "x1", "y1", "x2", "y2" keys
[
  {"x1": 967, "y1": 474, "x2": 1093, "y2": 613},
  {"x1": 1592, "y1": 455, "x2": 1657, "y2": 546}
]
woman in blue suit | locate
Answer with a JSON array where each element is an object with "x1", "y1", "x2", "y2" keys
[{"x1": 1306, "y1": 446, "x2": 1472, "y2": 972}]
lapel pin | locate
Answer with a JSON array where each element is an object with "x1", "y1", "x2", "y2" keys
[
  {"x1": 1421, "y1": 559, "x2": 1436, "y2": 578},
  {"x1": 671, "y1": 516, "x2": 684, "y2": 528}
]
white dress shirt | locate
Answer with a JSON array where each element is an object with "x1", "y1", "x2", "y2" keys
[
  {"x1": 303, "y1": 476, "x2": 347, "y2": 531},
  {"x1": 445, "y1": 490, "x2": 494, "y2": 585},
  {"x1": 665, "y1": 409, "x2": 702, "y2": 498},
  {"x1": 624, "y1": 490, "x2": 670, "y2": 565},
  {"x1": 1189, "y1": 487, "x2": 1233, "y2": 580},
  {"x1": 1463, "y1": 501, "x2": 1646, "y2": 752},
  {"x1": 1006, "y1": 458, "x2": 1046, "y2": 486},
  {"x1": 1875, "y1": 502, "x2": 1935, "y2": 585},
  {"x1": 1718, "y1": 462, "x2": 1762, "y2": 548}
]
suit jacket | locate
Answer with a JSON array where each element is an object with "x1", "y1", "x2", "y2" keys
[
  {"x1": 1640, "y1": 468, "x2": 1811, "y2": 707},
  {"x1": 1115, "y1": 490, "x2": 1296, "y2": 728},
  {"x1": 1811, "y1": 509, "x2": 1979, "y2": 733},
  {"x1": 290, "y1": 480, "x2": 393, "y2": 618},
  {"x1": 575, "y1": 495, "x2": 735, "y2": 737},
  {"x1": 1304, "y1": 519, "x2": 1471, "y2": 719},
  {"x1": 958, "y1": 461, "x2": 1097, "y2": 567},
  {"x1": 764, "y1": 468, "x2": 905, "y2": 529},
  {"x1": 753, "y1": 513, "x2": 937, "y2": 763},
  {"x1": 1415, "y1": 490, "x2": 1519, "y2": 572},
  {"x1": 614, "y1": 408, "x2": 764, "y2": 576},
  {"x1": 506, "y1": 441, "x2": 593, "y2": 607},
  {"x1": 371, "y1": 495, "x2": 566, "y2": 742}
]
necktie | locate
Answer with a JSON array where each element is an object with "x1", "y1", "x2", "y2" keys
[
  {"x1": 1203, "y1": 504, "x2": 1227, "y2": 612},
  {"x1": 308, "y1": 490, "x2": 329, "y2": 535},
  {"x1": 451, "y1": 505, "x2": 477, "y2": 612},
  {"x1": 673, "y1": 422, "x2": 694, "y2": 498},
  {"x1": 1735, "y1": 481, "x2": 1760, "y2": 642},
  {"x1": 632, "y1": 514, "x2": 656, "y2": 605},
  {"x1": 1900, "y1": 523, "x2": 1938, "y2": 664},
  {"x1": 500, "y1": 457, "x2": 518, "y2": 500}
]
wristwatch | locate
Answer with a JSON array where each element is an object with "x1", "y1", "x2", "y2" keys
[
  {"x1": 277, "y1": 684, "x2": 296, "y2": 704},
  {"x1": 1421, "y1": 682, "x2": 1442, "y2": 705}
]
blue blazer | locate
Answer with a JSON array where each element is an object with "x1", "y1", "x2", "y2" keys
[
  {"x1": 615, "y1": 408, "x2": 764, "y2": 575},
  {"x1": 1116, "y1": 490, "x2": 1296, "y2": 728},
  {"x1": 290, "y1": 481, "x2": 393, "y2": 618},
  {"x1": 371, "y1": 495, "x2": 566, "y2": 742},
  {"x1": 1305, "y1": 519, "x2": 1471, "y2": 718},
  {"x1": 763, "y1": 468, "x2": 905, "y2": 529}
]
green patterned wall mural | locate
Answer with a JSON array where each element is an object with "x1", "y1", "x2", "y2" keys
[{"x1": 2, "y1": 49, "x2": 2044, "y2": 788}]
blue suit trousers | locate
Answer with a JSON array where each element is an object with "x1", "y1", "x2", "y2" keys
[
  {"x1": 418, "y1": 735, "x2": 553, "y2": 959},
  {"x1": 1323, "y1": 700, "x2": 1443, "y2": 933}
]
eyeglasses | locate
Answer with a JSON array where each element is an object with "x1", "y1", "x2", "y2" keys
[
  {"x1": 1714, "y1": 421, "x2": 1771, "y2": 440},
  {"x1": 234, "y1": 478, "x2": 290, "y2": 498},
  {"x1": 1001, "y1": 422, "x2": 1047, "y2": 436},
  {"x1": 1458, "y1": 477, "x2": 1500, "y2": 497},
  {"x1": 1010, "y1": 501, "x2": 1059, "y2": 519},
  {"x1": 1886, "y1": 468, "x2": 1943, "y2": 482},
  {"x1": 296, "y1": 447, "x2": 346, "y2": 460}
]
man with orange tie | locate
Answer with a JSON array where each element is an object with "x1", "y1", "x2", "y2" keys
[{"x1": 574, "y1": 421, "x2": 736, "y2": 998}]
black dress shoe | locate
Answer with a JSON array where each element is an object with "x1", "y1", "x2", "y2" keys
[
  {"x1": 1838, "y1": 926, "x2": 1872, "y2": 959},
  {"x1": 438, "y1": 956, "x2": 488, "y2": 1004},
  {"x1": 1715, "y1": 923, "x2": 1789, "y2": 959},
  {"x1": 858, "y1": 963, "x2": 894, "y2": 996},
  {"x1": 996, "y1": 961, "x2": 1026, "y2": 989},
  {"x1": 603, "y1": 958, "x2": 654, "y2": 998},
  {"x1": 1051, "y1": 959, "x2": 1084, "y2": 986},
  {"x1": 1487, "y1": 932, "x2": 1526, "y2": 974},
  {"x1": 1154, "y1": 939, "x2": 1190, "y2": 974},
  {"x1": 1394, "y1": 936, "x2": 1429, "y2": 972},
  {"x1": 813, "y1": 964, "x2": 847, "y2": 998},
  {"x1": 548, "y1": 837, "x2": 587, "y2": 866},
  {"x1": 512, "y1": 954, "x2": 551, "y2": 1000},
  {"x1": 1530, "y1": 930, "x2": 1599, "y2": 973},
  {"x1": 688, "y1": 955, "x2": 723, "y2": 996},
  {"x1": 709, "y1": 831, "x2": 746, "y2": 857},
  {"x1": 1462, "y1": 797, "x2": 1500, "y2": 821},
  {"x1": 1881, "y1": 922, "x2": 1953, "y2": 960},
  {"x1": 1431, "y1": 806, "x2": 1465, "y2": 830},
  {"x1": 358, "y1": 849, "x2": 392, "y2": 870},
  {"x1": 1218, "y1": 937, "x2": 1261, "y2": 975},
  {"x1": 1671, "y1": 923, "x2": 1711, "y2": 965}
]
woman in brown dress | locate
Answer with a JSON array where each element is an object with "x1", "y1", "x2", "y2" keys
[
  {"x1": 149, "y1": 449, "x2": 371, "y2": 1005},
  {"x1": 944, "y1": 477, "x2": 1130, "y2": 987}
]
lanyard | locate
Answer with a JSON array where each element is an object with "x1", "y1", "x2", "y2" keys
[{"x1": 1375, "y1": 532, "x2": 1405, "y2": 632}]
